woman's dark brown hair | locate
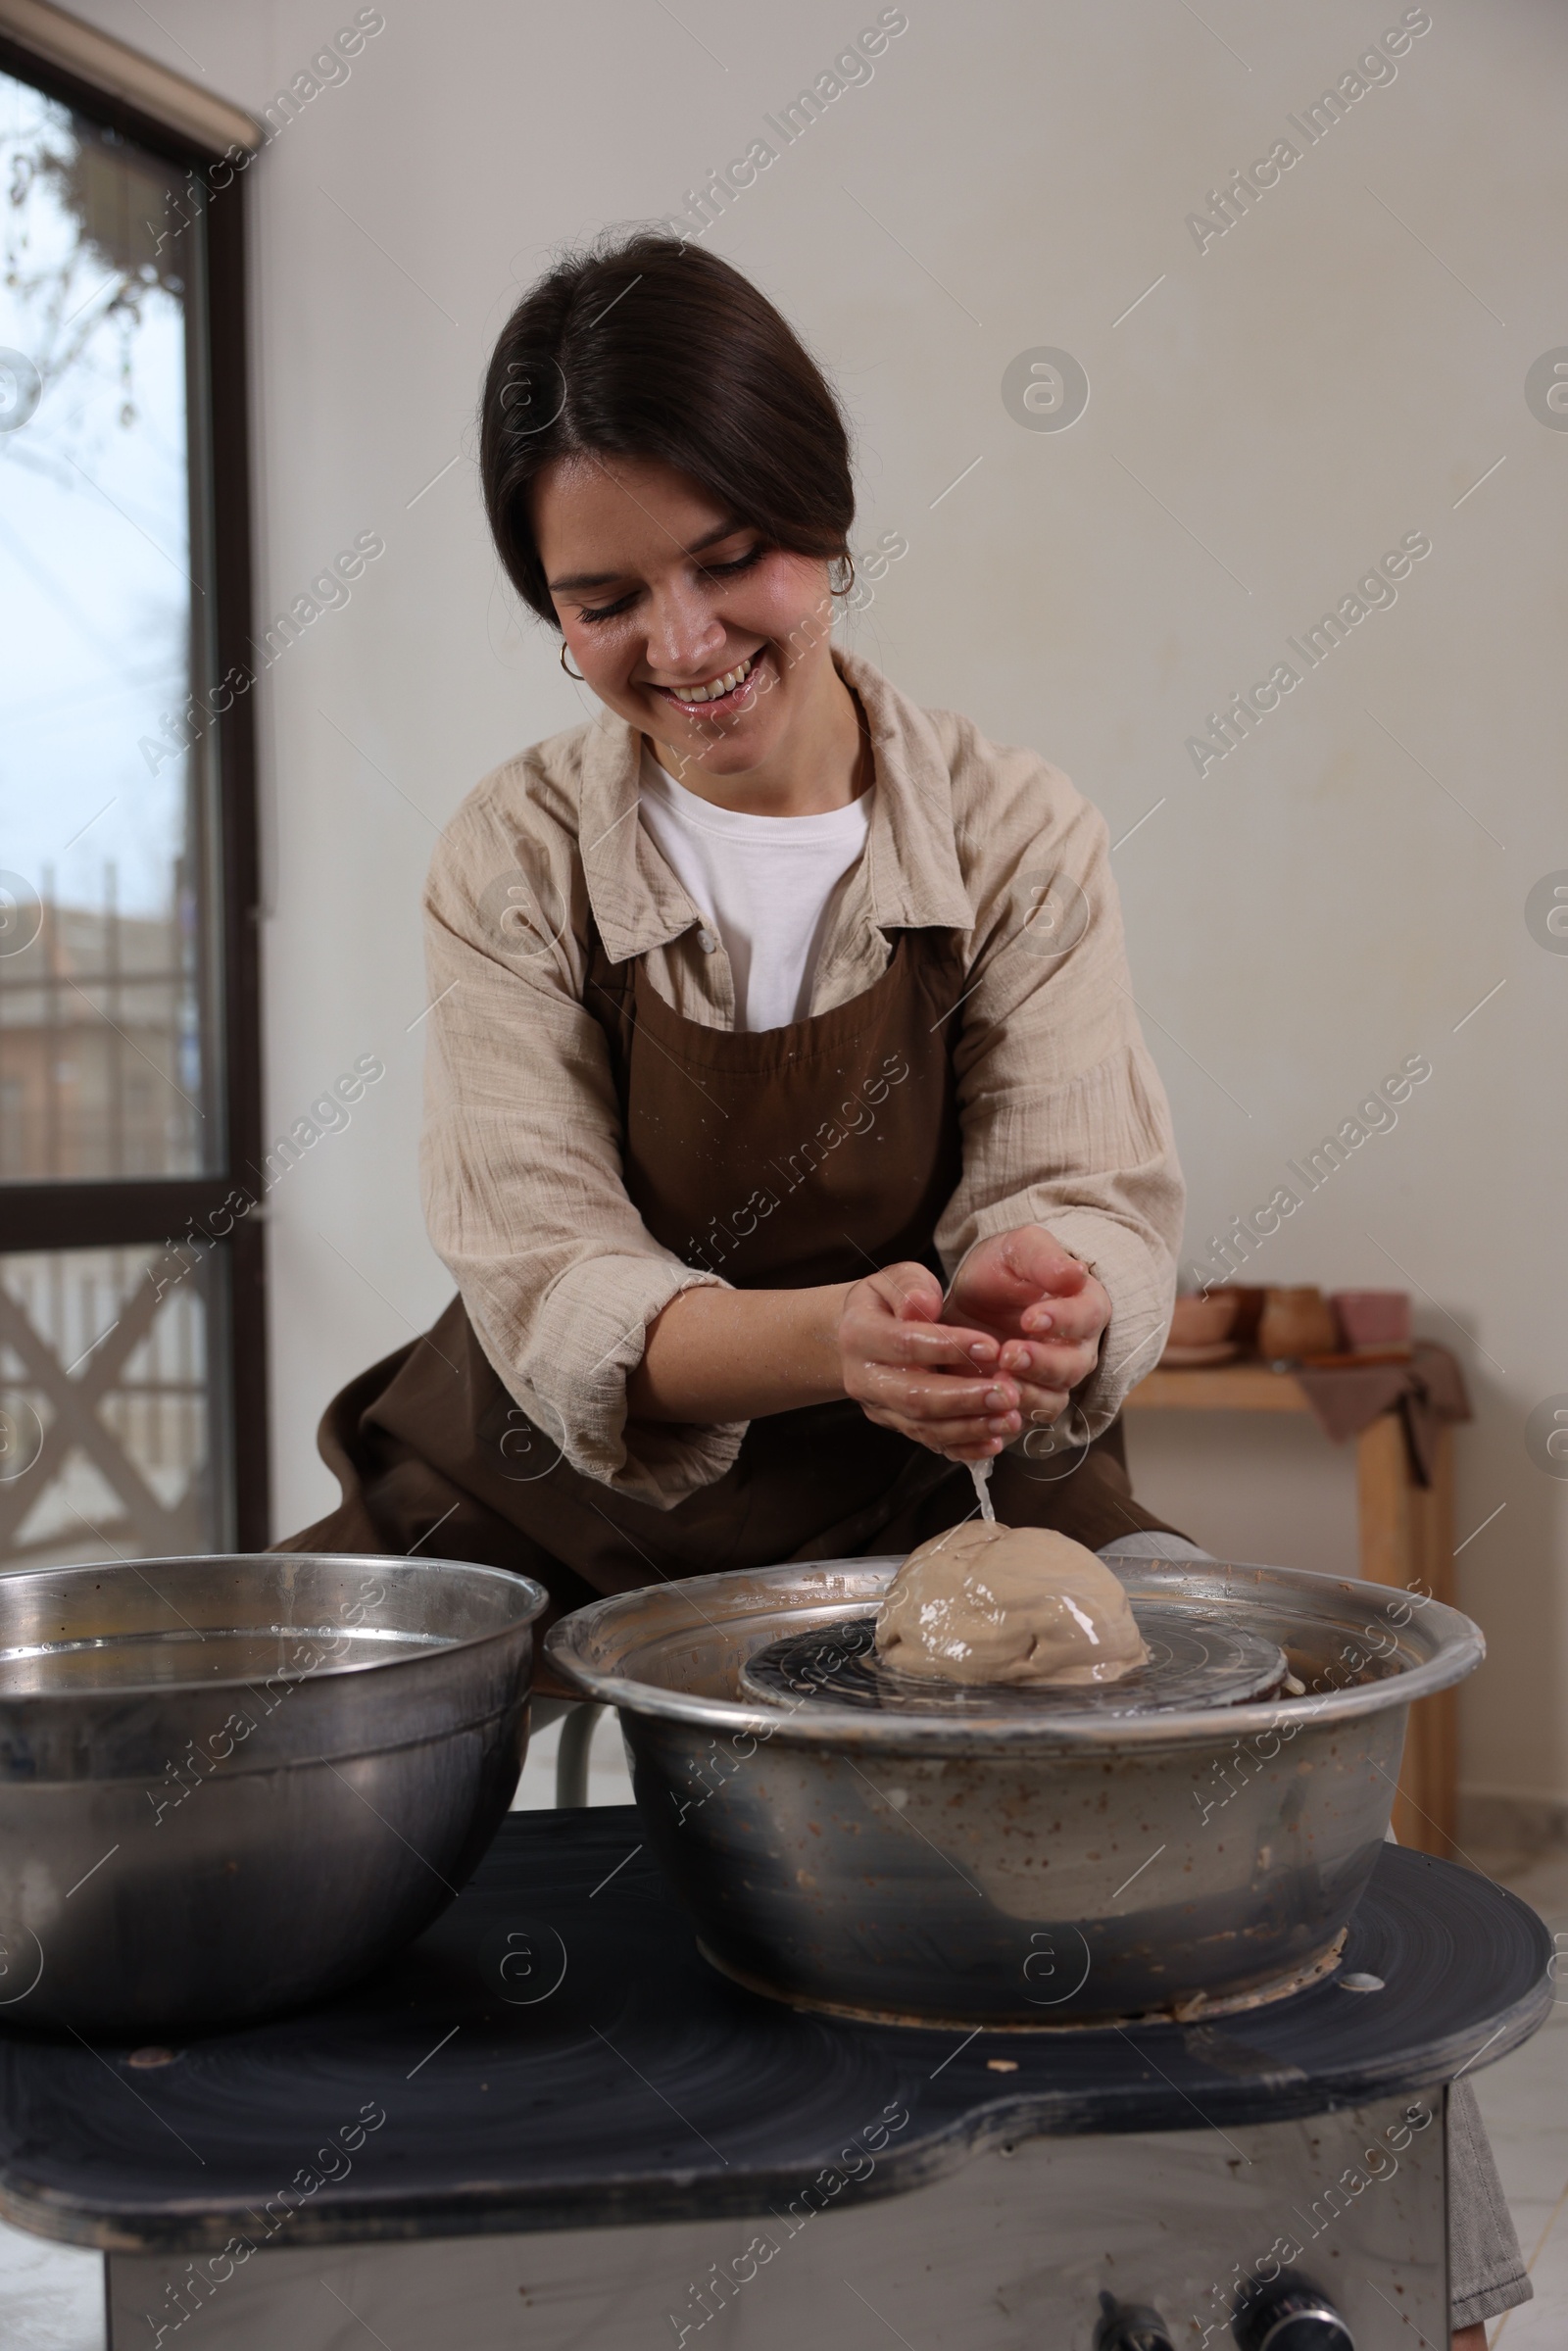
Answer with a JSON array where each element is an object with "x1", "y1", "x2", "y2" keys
[{"x1": 480, "y1": 232, "x2": 855, "y2": 625}]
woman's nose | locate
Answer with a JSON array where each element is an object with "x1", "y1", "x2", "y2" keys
[{"x1": 645, "y1": 586, "x2": 725, "y2": 678}]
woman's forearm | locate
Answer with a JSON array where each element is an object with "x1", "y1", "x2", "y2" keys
[{"x1": 628, "y1": 1282, "x2": 854, "y2": 1423}]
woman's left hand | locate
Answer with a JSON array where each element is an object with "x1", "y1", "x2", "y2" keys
[{"x1": 941, "y1": 1227, "x2": 1110, "y2": 1428}]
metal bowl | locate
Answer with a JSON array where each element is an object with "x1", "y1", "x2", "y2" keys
[
  {"x1": 0, "y1": 1552, "x2": 546, "y2": 2036},
  {"x1": 546, "y1": 1553, "x2": 1484, "y2": 2029}
]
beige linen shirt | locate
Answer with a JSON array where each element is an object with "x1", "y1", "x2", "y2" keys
[{"x1": 420, "y1": 649, "x2": 1184, "y2": 1508}]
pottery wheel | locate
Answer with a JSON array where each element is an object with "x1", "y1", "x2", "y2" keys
[
  {"x1": 0, "y1": 1816, "x2": 1549, "y2": 2246},
  {"x1": 739, "y1": 1605, "x2": 1288, "y2": 1719}
]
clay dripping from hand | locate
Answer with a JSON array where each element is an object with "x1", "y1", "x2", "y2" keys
[{"x1": 873, "y1": 1521, "x2": 1149, "y2": 1687}]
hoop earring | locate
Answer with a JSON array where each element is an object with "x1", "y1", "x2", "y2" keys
[
  {"x1": 560, "y1": 643, "x2": 584, "y2": 680},
  {"x1": 830, "y1": 553, "x2": 858, "y2": 600}
]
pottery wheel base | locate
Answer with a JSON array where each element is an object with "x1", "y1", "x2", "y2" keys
[{"x1": 694, "y1": 1926, "x2": 1351, "y2": 2033}]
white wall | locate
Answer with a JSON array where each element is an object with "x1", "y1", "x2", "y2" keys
[{"x1": 72, "y1": 0, "x2": 1568, "y2": 1812}]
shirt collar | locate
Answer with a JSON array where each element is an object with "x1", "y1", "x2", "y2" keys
[{"x1": 577, "y1": 648, "x2": 973, "y2": 961}]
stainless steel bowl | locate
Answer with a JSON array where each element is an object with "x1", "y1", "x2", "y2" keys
[
  {"x1": 0, "y1": 1552, "x2": 546, "y2": 2035},
  {"x1": 547, "y1": 1553, "x2": 1484, "y2": 2029}
]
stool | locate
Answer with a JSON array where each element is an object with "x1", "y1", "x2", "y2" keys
[{"x1": 528, "y1": 1695, "x2": 608, "y2": 1808}]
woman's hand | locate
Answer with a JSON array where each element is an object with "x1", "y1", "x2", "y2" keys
[
  {"x1": 941, "y1": 1227, "x2": 1110, "y2": 1431},
  {"x1": 630, "y1": 1229, "x2": 1108, "y2": 1462},
  {"x1": 838, "y1": 1262, "x2": 1023, "y2": 1463}
]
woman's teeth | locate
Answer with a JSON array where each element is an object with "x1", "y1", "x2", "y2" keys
[{"x1": 666, "y1": 651, "x2": 759, "y2": 704}]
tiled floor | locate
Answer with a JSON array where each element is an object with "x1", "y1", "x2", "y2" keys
[
  {"x1": 1469, "y1": 1844, "x2": 1568, "y2": 2347},
  {"x1": 2, "y1": 1797, "x2": 1563, "y2": 2349},
  {"x1": 0, "y1": 2224, "x2": 101, "y2": 2351}
]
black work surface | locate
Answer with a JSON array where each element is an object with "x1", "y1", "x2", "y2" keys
[{"x1": 0, "y1": 1807, "x2": 1551, "y2": 2252}]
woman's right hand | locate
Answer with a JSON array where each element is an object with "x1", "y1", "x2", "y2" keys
[{"x1": 837, "y1": 1263, "x2": 1023, "y2": 1462}]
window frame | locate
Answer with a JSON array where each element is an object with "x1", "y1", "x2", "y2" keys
[{"x1": 0, "y1": 26, "x2": 270, "y2": 1547}]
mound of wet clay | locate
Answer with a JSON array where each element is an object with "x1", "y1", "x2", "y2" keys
[{"x1": 873, "y1": 1521, "x2": 1149, "y2": 1687}]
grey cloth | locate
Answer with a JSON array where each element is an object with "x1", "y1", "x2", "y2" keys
[
  {"x1": 1098, "y1": 1532, "x2": 1214, "y2": 1562},
  {"x1": 1099, "y1": 1536, "x2": 1534, "y2": 2330},
  {"x1": 1448, "y1": 2074, "x2": 1532, "y2": 2327}
]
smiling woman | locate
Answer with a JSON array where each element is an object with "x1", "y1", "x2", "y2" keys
[{"x1": 278, "y1": 231, "x2": 1187, "y2": 1626}]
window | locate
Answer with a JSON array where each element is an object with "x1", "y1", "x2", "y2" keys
[{"x1": 0, "y1": 24, "x2": 265, "y2": 1565}]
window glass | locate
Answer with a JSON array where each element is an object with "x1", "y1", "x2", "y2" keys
[{"x1": 0, "y1": 66, "x2": 221, "y2": 1182}]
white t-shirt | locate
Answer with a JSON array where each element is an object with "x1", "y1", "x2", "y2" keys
[{"x1": 638, "y1": 753, "x2": 871, "y2": 1033}]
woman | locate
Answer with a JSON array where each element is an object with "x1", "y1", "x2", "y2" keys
[
  {"x1": 283, "y1": 235, "x2": 1521, "y2": 2347},
  {"x1": 286, "y1": 229, "x2": 1187, "y2": 1597}
]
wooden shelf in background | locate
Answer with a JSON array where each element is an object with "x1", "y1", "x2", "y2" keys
[
  {"x1": 1130, "y1": 1364, "x2": 1310, "y2": 1413},
  {"x1": 1125, "y1": 1363, "x2": 1456, "y2": 1858}
]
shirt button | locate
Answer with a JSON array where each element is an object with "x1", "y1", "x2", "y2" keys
[{"x1": 696, "y1": 928, "x2": 717, "y2": 954}]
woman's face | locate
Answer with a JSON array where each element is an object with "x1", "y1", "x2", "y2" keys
[{"x1": 533, "y1": 452, "x2": 840, "y2": 781}]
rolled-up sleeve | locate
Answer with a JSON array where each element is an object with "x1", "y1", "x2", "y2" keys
[
  {"x1": 418, "y1": 772, "x2": 742, "y2": 1507},
  {"x1": 933, "y1": 734, "x2": 1185, "y2": 1433}
]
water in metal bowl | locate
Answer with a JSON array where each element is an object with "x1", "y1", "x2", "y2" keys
[
  {"x1": 547, "y1": 1553, "x2": 1484, "y2": 2030},
  {"x1": 0, "y1": 1552, "x2": 547, "y2": 2036},
  {"x1": 0, "y1": 1624, "x2": 452, "y2": 1695}
]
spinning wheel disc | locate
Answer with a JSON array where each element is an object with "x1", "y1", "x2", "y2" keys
[{"x1": 739, "y1": 1605, "x2": 1289, "y2": 1720}]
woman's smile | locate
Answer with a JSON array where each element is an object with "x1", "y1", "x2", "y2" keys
[{"x1": 649, "y1": 645, "x2": 767, "y2": 718}]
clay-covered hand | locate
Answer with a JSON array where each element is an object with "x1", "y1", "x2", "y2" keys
[
  {"x1": 941, "y1": 1226, "x2": 1110, "y2": 1429},
  {"x1": 837, "y1": 1261, "x2": 1021, "y2": 1463}
]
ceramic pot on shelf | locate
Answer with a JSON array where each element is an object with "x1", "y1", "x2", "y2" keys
[
  {"x1": 1257, "y1": 1285, "x2": 1341, "y2": 1362},
  {"x1": 1166, "y1": 1292, "x2": 1239, "y2": 1350},
  {"x1": 1208, "y1": 1285, "x2": 1265, "y2": 1350},
  {"x1": 1330, "y1": 1289, "x2": 1412, "y2": 1355}
]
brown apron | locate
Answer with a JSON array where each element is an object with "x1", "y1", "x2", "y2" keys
[{"x1": 277, "y1": 918, "x2": 1177, "y2": 1643}]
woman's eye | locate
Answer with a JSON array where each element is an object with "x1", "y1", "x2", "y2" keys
[
  {"x1": 575, "y1": 544, "x2": 763, "y2": 622},
  {"x1": 575, "y1": 545, "x2": 766, "y2": 620},
  {"x1": 705, "y1": 545, "x2": 765, "y2": 578}
]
